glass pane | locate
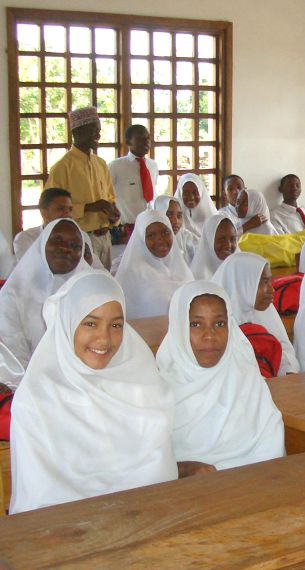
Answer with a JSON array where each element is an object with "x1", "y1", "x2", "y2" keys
[
  {"x1": 130, "y1": 59, "x2": 149, "y2": 84},
  {"x1": 47, "y1": 148, "x2": 67, "y2": 170},
  {"x1": 131, "y1": 89, "x2": 150, "y2": 113},
  {"x1": 198, "y1": 63, "x2": 216, "y2": 86},
  {"x1": 100, "y1": 118, "x2": 116, "y2": 143},
  {"x1": 45, "y1": 57, "x2": 66, "y2": 82},
  {"x1": 19, "y1": 87, "x2": 40, "y2": 113},
  {"x1": 96, "y1": 58, "x2": 116, "y2": 83},
  {"x1": 132, "y1": 117, "x2": 149, "y2": 129},
  {"x1": 19, "y1": 56, "x2": 40, "y2": 82},
  {"x1": 154, "y1": 118, "x2": 172, "y2": 142},
  {"x1": 199, "y1": 145, "x2": 215, "y2": 169},
  {"x1": 97, "y1": 88, "x2": 116, "y2": 113},
  {"x1": 176, "y1": 33, "x2": 193, "y2": 57},
  {"x1": 176, "y1": 62, "x2": 193, "y2": 85},
  {"x1": 154, "y1": 146, "x2": 171, "y2": 170},
  {"x1": 199, "y1": 118, "x2": 215, "y2": 141},
  {"x1": 98, "y1": 147, "x2": 116, "y2": 163},
  {"x1": 156, "y1": 174, "x2": 171, "y2": 196},
  {"x1": 20, "y1": 118, "x2": 41, "y2": 145},
  {"x1": 44, "y1": 26, "x2": 66, "y2": 53},
  {"x1": 177, "y1": 118, "x2": 193, "y2": 142},
  {"x1": 71, "y1": 88, "x2": 92, "y2": 109},
  {"x1": 45, "y1": 87, "x2": 66, "y2": 113},
  {"x1": 154, "y1": 61, "x2": 171, "y2": 85},
  {"x1": 71, "y1": 58, "x2": 91, "y2": 83},
  {"x1": 199, "y1": 91, "x2": 216, "y2": 113},
  {"x1": 198, "y1": 35, "x2": 215, "y2": 58},
  {"x1": 177, "y1": 146, "x2": 193, "y2": 170},
  {"x1": 22, "y1": 208, "x2": 43, "y2": 231},
  {"x1": 130, "y1": 30, "x2": 149, "y2": 56},
  {"x1": 21, "y1": 149, "x2": 42, "y2": 175},
  {"x1": 200, "y1": 173, "x2": 215, "y2": 196},
  {"x1": 21, "y1": 180, "x2": 43, "y2": 206},
  {"x1": 177, "y1": 90, "x2": 194, "y2": 113},
  {"x1": 154, "y1": 89, "x2": 171, "y2": 113},
  {"x1": 70, "y1": 27, "x2": 91, "y2": 54},
  {"x1": 17, "y1": 24, "x2": 40, "y2": 52},
  {"x1": 153, "y1": 32, "x2": 171, "y2": 56},
  {"x1": 46, "y1": 118, "x2": 67, "y2": 143},
  {"x1": 95, "y1": 28, "x2": 116, "y2": 55}
]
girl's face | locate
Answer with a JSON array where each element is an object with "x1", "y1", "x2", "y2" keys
[
  {"x1": 182, "y1": 181, "x2": 200, "y2": 209},
  {"x1": 166, "y1": 201, "x2": 183, "y2": 235},
  {"x1": 224, "y1": 176, "x2": 245, "y2": 206},
  {"x1": 189, "y1": 295, "x2": 228, "y2": 368},
  {"x1": 254, "y1": 265, "x2": 274, "y2": 311},
  {"x1": 45, "y1": 221, "x2": 83, "y2": 274},
  {"x1": 214, "y1": 219, "x2": 237, "y2": 260},
  {"x1": 74, "y1": 301, "x2": 124, "y2": 369},
  {"x1": 145, "y1": 222, "x2": 173, "y2": 258},
  {"x1": 235, "y1": 190, "x2": 248, "y2": 218}
]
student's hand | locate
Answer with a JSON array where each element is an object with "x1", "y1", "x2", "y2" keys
[
  {"x1": 85, "y1": 199, "x2": 120, "y2": 222},
  {"x1": 177, "y1": 460, "x2": 216, "y2": 478},
  {"x1": 242, "y1": 214, "x2": 268, "y2": 232},
  {"x1": 107, "y1": 204, "x2": 121, "y2": 224},
  {"x1": 0, "y1": 382, "x2": 12, "y2": 395}
]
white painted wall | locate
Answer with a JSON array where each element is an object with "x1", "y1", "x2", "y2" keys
[{"x1": 1, "y1": 0, "x2": 305, "y2": 241}]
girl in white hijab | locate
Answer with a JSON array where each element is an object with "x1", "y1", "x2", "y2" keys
[
  {"x1": 156, "y1": 280, "x2": 285, "y2": 472},
  {"x1": 212, "y1": 252, "x2": 299, "y2": 375},
  {"x1": 236, "y1": 189, "x2": 277, "y2": 235},
  {"x1": 115, "y1": 210, "x2": 193, "y2": 319},
  {"x1": 191, "y1": 214, "x2": 238, "y2": 280},
  {"x1": 154, "y1": 194, "x2": 199, "y2": 265},
  {"x1": 293, "y1": 278, "x2": 305, "y2": 370},
  {"x1": 10, "y1": 270, "x2": 177, "y2": 514},
  {"x1": 174, "y1": 173, "x2": 217, "y2": 238},
  {"x1": 0, "y1": 218, "x2": 87, "y2": 370}
]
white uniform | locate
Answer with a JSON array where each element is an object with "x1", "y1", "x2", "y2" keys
[
  {"x1": 13, "y1": 226, "x2": 42, "y2": 262},
  {"x1": 271, "y1": 203, "x2": 305, "y2": 234}
]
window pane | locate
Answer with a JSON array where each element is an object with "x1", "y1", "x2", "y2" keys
[
  {"x1": 199, "y1": 91, "x2": 216, "y2": 113},
  {"x1": 199, "y1": 118, "x2": 215, "y2": 141},
  {"x1": 100, "y1": 118, "x2": 116, "y2": 143},
  {"x1": 47, "y1": 148, "x2": 67, "y2": 170},
  {"x1": 198, "y1": 35, "x2": 215, "y2": 58},
  {"x1": 95, "y1": 28, "x2": 116, "y2": 55},
  {"x1": 71, "y1": 58, "x2": 91, "y2": 83},
  {"x1": 131, "y1": 60, "x2": 149, "y2": 84},
  {"x1": 20, "y1": 118, "x2": 41, "y2": 144},
  {"x1": 177, "y1": 146, "x2": 193, "y2": 169},
  {"x1": 176, "y1": 33, "x2": 193, "y2": 57},
  {"x1": 19, "y1": 56, "x2": 40, "y2": 82},
  {"x1": 44, "y1": 25, "x2": 66, "y2": 53},
  {"x1": 177, "y1": 118, "x2": 193, "y2": 142},
  {"x1": 132, "y1": 117, "x2": 149, "y2": 129},
  {"x1": 21, "y1": 149, "x2": 42, "y2": 175},
  {"x1": 131, "y1": 89, "x2": 150, "y2": 113},
  {"x1": 45, "y1": 87, "x2": 67, "y2": 113},
  {"x1": 46, "y1": 118, "x2": 67, "y2": 143},
  {"x1": 154, "y1": 118, "x2": 172, "y2": 142},
  {"x1": 177, "y1": 90, "x2": 194, "y2": 113},
  {"x1": 154, "y1": 146, "x2": 171, "y2": 170},
  {"x1": 156, "y1": 174, "x2": 171, "y2": 195},
  {"x1": 71, "y1": 88, "x2": 92, "y2": 109},
  {"x1": 97, "y1": 88, "x2": 116, "y2": 113},
  {"x1": 153, "y1": 32, "x2": 171, "y2": 56},
  {"x1": 130, "y1": 30, "x2": 149, "y2": 56},
  {"x1": 176, "y1": 62, "x2": 193, "y2": 85},
  {"x1": 17, "y1": 24, "x2": 40, "y2": 51},
  {"x1": 201, "y1": 173, "x2": 215, "y2": 196},
  {"x1": 69, "y1": 27, "x2": 91, "y2": 54},
  {"x1": 22, "y1": 208, "x2": 43, "y2": 231},
  {"x1": 21, "y1": 180, "x2": 43, "y2": 206},
  {"x1": 45, "y1": 57, "x2": 66, "y2": 82},
  {"x1": 198, "y1": 63, "x2": 216, "y2": 86},
  {"x1": 199, "y1": 145, "x2": 215, "y2": 169},
  {"x1": 96, "y1": 58, "x2": 116, "y2": 83},
  {"x1": 154, "y1": 61, "x2": 171, "y2": 85},
  {"x1": 98, "y1": 147, "x2": 116, "y2": 163},
  {"x1": 154, "y1": 89, "x2": 171, "y2": 113},
  {"x1": 19, "y1": 87, "x2": 40, "y2": 113}
]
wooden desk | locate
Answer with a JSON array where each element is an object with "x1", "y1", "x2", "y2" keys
[
  {"x1": 128, "y1": 315, "x2": 168, "y2": 355},
  {"x1": 269, "y1": 372, "x2": 305, "y2": 454},
  {"x1": 2, "y1": 454, "x2": 305, "y2": 569},
  {"x1": 271, "y1": 265, "x2": 297, "y2": 277}
]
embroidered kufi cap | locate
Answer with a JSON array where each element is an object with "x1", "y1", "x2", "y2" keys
[{"x1": 68, "y1": 107, "x2": 99, "y2": 130}]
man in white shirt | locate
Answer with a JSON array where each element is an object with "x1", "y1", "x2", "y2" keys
[
  {"x1": 109, "y1": 125, "x2": 158, "y2": 234},
  {"x1": 271, "y1": 174, "x2": 305, "y2": 234},
  {"x1": 13, "y1": 188, "x2": 73, "y2": 262}
]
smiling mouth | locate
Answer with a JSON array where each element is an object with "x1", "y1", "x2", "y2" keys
[{"x1": 89, "y1": 348, "x2": 109, "y2": 355}]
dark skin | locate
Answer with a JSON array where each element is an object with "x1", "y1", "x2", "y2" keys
[
  {"x1": 214, "y1": 219, "x2": 237, "y2": 261},
  {"x1": 126, "y1": 126, "x2": 150, "y2": 158},
  {"x1": 45, "y1": 220, "x2": 83, "y2": 275},
  {"x1": 279, "y1": 175, "x2": 301, "y2": 207},
  {"x1": 182, "y1": 182, "x2": 201, "y2": 209},
  {"x1": 236, "y1": 190, "x2": 268, "y2": 231},
  {"x1": 145, "y1": 222, "x2": 173, "y2": 258}
]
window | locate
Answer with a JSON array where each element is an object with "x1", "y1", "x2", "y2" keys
[{"x1": 7, "y1": 8, "x2": 232, "y2": 232}]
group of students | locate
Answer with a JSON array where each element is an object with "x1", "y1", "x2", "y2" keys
[{"x1": 1, "y1": 162, "x2": 305, "y2": 515}]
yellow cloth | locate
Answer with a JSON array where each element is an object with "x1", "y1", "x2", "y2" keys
[
  {"x1": 238, "y1": 230, "x2": 305, "y2": 267},
  {"x1": 45, "y1": 146, "x2": 116, "y2": 232}
]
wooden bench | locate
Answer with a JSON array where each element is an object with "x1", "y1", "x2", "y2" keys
[
  {"x1": 269, "y1": 372, "x2": 305, "y2": 454},
  {"x1": 0, "y1": 442, "x2": 11, "y2": 515},
  {"x1": 128, "y1": 315, "x2": 168, "y2": 355}
]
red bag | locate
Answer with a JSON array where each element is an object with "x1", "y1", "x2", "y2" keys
[
  {"x1": 271, "y1": 274, "x2": 303, "y2": 316},
  {"x1": 239, "y1": 323, "x2": 282, "y2": 379},
  {"x1": 0, "y1": 391, "x2": 13, "y2": 441}
]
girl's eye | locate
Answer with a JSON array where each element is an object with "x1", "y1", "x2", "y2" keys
[
  {"x1": 216, "y1": 321, "x2": 226, "y2": 328},
  {"x1": 112, "y1": 322, "x2": 123, "y2": 329},
  {"x1": 83, "y1": 321, "x2": 96, "y2": 328},
  {"x1": 190, "y1": 321, "x2": 200, "y2": 328}
]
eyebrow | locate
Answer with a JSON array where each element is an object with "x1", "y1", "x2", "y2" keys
[
  {"x1": 190, "y1": 313, "x2": 227, "y2": 319},
  {"x1": 84, "y1": 314, "x2": 124, "y2": 321}
]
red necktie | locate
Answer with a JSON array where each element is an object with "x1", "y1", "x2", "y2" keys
[
  {"x1": 136, "y1": 157, "x2": 154, "y2": 202},
  {"x1": 296, "y1": 207, "x2": 305, "y2": 226}
]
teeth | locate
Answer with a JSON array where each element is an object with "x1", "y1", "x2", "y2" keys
[{"x1": 89, "y1": 348, "x2": 108, "y2": 355}]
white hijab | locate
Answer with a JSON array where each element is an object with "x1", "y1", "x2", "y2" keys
[
  {"x1": 10, "y1": 270, "x2": 177, "y2": 514},
  {"x1": 0, "y1": 218, "x2": 88, "y2": 369},
  {"x1": 240, "y1": 189, "x2": 277, "y2": 235},
  {"x1": 191, "y1": 214, "x2": 238, "y2": 280},
  {"x1": 212, "y1": 252, "x2": 299, "y2": 374},
  {"x1": 0, "y1": 341, "x2": 24, "y2": 392},
  {"x1": 299, "y1": 242, "x2": 305, "y2": 273},
  {"x1": 156, "y1": 280, "x2": 285, "y2": 470},
  {"x1": 294, "y1": 277, "x2": 305, "y2": 371},
  {"x1": 174, "y1": 173, "x2": 217, "y2": 238},
  {"x1": 115, "y1": 210, "x2": 193, "y2": 319}
]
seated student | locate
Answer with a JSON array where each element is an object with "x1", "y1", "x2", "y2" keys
[
  {"x1": 271, "y1": 174, "x2": 305, "y2": 234},
  {"x1": 236, "y1": 189, "x2": 277, "y2": 235},
  {"x1": 191, "y1": 214, "x2": 238, "y2": 280},
  {"x1": 0, "y1": 230, "x2": 15, "y2": 279},
  {"x1": 9, "y1": 270, "x2": 178, "y2": 514},
  {"x1": 212, "y1": 252, "x2": 299, "y2": 375},
  {"x1": 154, "y1": 195, "x2": 199, "y2": 265},
  {"x1": 0, "y1": 218, "x2": 88, "y2": 370},
  {"x1": 115, "y1": 210, "x2": 193, "y2": 319},
  {"x1": 174, "y1": 173, "x2": 217, "y2": 239},
  {"x1": 13, "y1": 188, "x2": 73, "y2": 262},
  {"x1": 156, "y1": 280, "x2": 285, "y2": 474},
  {"x1": 0, "y1": 342, "x2": 25, "y2": 441},
  {"x1": 293, "y1": 277, "x2": 305, "y2": 371}
]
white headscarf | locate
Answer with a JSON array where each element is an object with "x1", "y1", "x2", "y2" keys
[
  {"x1": 299, "y1": 242, "x2": 305, "y2": 273},
  {"x1": 0, "y1": 218, "x2": 88, "y2": 369},
  {"x1": 115, "y1": 210, "x2": 193, "y2": 319},
  {"x1": 10, "y1": 270, "x2": 177, "y2": 514},
  {"x1": 0, "y1": 341, "x2": 24, "y2": 391},
  {"x1": 212, "y1": 252, "x2": 299, "y2": 374},
  {"x1": 240, "y1": 189, "x2": 277, "y2": 235},
  {"x1": 174, "y1": 173, "x2": 217, "y2": 238},
  {"x1": 191, "y1": 214, "x2": 238, "y2": 280},
  {"x1": 156, "y1": 280, "x2": 285, "y2": 470},
  {"x1": 294, "y1": 277, "x2": 305, "y2": 370}
]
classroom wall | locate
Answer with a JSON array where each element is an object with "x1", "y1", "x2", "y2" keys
[{"x1": 1, "y1": 0, "x2": 305, "y2": 241}]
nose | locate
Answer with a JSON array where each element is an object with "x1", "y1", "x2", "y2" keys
[{"x1": 95, "y1": 325, "x2": 111, "y2": 348}]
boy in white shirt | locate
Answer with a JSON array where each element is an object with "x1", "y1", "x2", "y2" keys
[{"x1": 271, "y1": 174, "x2": 305, "y2": 234}]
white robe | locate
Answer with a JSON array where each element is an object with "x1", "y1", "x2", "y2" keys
[
  {"x1": 271, "y1": 203, "x2": 305, "y2": 235},
  {"x1": 294, "y1": 276, "x2": 305, "y2": 371},
  {"x1": 174, "y1": 173, "x2": 217, "y2": 238},
  {"x1": 240, "y1": 189, "x2": 278, "y2": 235},
  {"x1": 0, "y1": 341, "x2": 24, "y2": 391},
  {"x1": 0, "y1": 231, "x2": 15, "y2": 279}
]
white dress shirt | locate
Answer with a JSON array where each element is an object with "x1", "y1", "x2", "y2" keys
[{"x1": 271, "y1": 203, "x2": 305, "y2": 234}]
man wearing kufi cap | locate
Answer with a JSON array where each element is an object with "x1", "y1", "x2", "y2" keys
[{"x1": 45, "y1": 106, "x2": 120, "y2": 270}]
